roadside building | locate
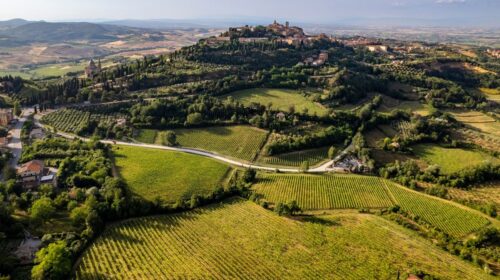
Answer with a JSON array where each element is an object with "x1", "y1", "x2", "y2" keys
[
  {"x1": 17, "y1": 160, "x2": 45, "y2": 190},
  {"x1": 0, "y1": 136, "x2": 8, "y2": 148},
  {"x1": 0, "y1": 108, "x2": 13, "y2": 126},
  {"x1": 29, "y1": 128, "x2": 44, "y2": 140},
  {"x1": 40, "y1": 174, "x2": 57, "y2": 188}
]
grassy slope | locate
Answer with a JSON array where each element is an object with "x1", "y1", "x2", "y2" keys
[
  {"x1": 450, "y1": 110, "x2": 500, "y2": 137},
  {"x1": 413, "y1": 144, "x2": 499, "y2": 174},
  {"x1": 135, "y1": 129, "x2": 157, "y2": 144},
  {"x1": 76, "y1": 199, "x2": 492, "y2": 280},
  {"x1": 161, "y1": 126, "x2": 268, "y2": 162},
  {"x1": 225, "y1": 88, "x2": 328, "y2": 116},
  {"x1": 448, "y1": 181, "x2": 500, "y2": 208},
  {"x1": 113, "y1": 145, "x2": 230, "y2": 203}
]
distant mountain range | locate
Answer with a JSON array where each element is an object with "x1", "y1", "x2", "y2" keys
[{"x1": 0, "y1": 19, "x2": 152, "y2": 47}]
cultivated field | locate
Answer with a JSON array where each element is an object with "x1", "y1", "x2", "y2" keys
[
  {"x1": 252, "y1": 173, "x2": 394, "y2": 210},
  {"x1": 158, "y1": 126, "x2": 269, "y2": 161},
  {"x1": 256, "y1": 146, "x2": 330, "y2": 167},
  {"x1": 252, "y1": 173, "x2": 490, "y2": 238},
  {"x1": 75, "y1": 199, "x2": 492, "y2": 280},
  {"x1": 41, "y1": 109, "x2": 127, "y2": 134},
  {"x1": 224, "y1": 88, "x2": 328, "y2": 116},
  {"x1": 479, "y1": 87, "x2": 500, "y2": 102},
  {"x1": 377, "y1": 95, "x2": 432, "y2": 116},
  {"x1": 413, "y1": 144, "x2": 499, "y2": 174},
  {"x1": 384, "y1": 181, "x2": 490, "y2": 237},
  {"x1": 113, "y1": 145, "x2": 230, "y2": 203},
  {"x1": 450, "y1": 110, "x2": 500, "y2": 137},
  {"x1": 448, "y1": 182, "x2": 500, "y2": 208}
]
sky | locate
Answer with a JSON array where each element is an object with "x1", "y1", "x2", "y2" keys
[{"x1": 0, "y1": 0, "x2": 499, "y2": 26}]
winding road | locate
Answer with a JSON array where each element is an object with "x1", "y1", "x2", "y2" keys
[{"x1": 33, "y1": 114, "x2": 346, "y2": 173}]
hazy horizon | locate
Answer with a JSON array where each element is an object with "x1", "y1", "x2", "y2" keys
[{"x1": 1, "y1": 0, "x2": 499, "y2": 27}]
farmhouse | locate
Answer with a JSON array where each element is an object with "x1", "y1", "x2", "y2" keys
[
  {"x1": 17, "y1": 160, "x2": 46, "y2": 190},
  {"x1": 0, "y1": 108, "x2": 13, "y2": 126}
]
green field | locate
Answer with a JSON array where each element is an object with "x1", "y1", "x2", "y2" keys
[
  {"x1": 113, "y1": 145, "x2": 230, "y2": 203},
  {"x1": 413, "y1": 144, "x2": 499, "y2": 174},
  {"x1": 252, "y1": 173, "x2": 394, "y2": 210},
  {"x1": 225, "y1": 88, "x2": 328, "y2": 116},
  {"x1": 135, "y1": 129, "x2": 157, "y2": 143},
  {"x1": 256, "y1": 146, "x2": 330, "y2": 167},
  {"x1": 76, "y1": 199, "x2": 491, "y2": 280},
  {"x1": 138, "y1": 126, "x2": 269, "y2": 162}
]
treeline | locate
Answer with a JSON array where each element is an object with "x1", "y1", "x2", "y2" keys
[
  {"x1": 380, "y1": 160, "x2": 500, "y2": 190},
  {"x1": 377, "y1": 66, "x2": 483, "y2": 108},
  {"x1": 265, "y1": 125, "x2": 352, "y2": 155}
]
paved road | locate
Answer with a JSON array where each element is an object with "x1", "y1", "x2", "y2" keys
[
  {"x1": 34, "y1": 117, "x2": 341, "y2": 173},
  {"x1": 7, "y1": 111, "x2": 26, "y2": 168}
]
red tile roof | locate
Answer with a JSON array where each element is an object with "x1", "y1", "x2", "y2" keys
[{"x1": 18, "y1": 160, "x2": 44, "y2": 174}]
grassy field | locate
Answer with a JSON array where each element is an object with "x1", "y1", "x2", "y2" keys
[
  {"x1": 450, "y1": 110, "x2": 500, "y2": 137},
  {"x1": 364, "y1": 127, "x2": 388, "y2": 148},
  {"x1": 224, "y1": 88, "x2": 328, "y2": 116},
  {"x1": 413, "y1": 144, "x2": 499, "y2": 174},
  {"x1": 113, "y1": 145, "x2": 230, "y2": 203},
  {"x1": 448, "y1": 182, "x2": 500, "y2": 208},
  {"x1": 138, "y1": 126, "x2": 269, "y2": 162},
  {"x1": 479, "y1": 88, "x2": 500, "y2": 102},
  {"x1": 256, "y1": 146, "x2": 330, "y2": 167},
  {"x1": 75, "y1": 199, "x2": 492, "y2": 280},
  {"x1": 135, "y1": 129, "x2": 157, "y2": 144},
  {"x1": 377, "y1": 96, "x2": 432, "y2": 116},
  {"x1": 252, "y1": 173, "x2": 394, "y2": 210}
]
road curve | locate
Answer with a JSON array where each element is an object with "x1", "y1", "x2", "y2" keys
[{"x1": 34, "y1": 118, "x2": 337, "y2": 173}]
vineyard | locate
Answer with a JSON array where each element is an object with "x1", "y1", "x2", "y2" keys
[
  {"x1": 171, "y1": 126, "x2": 269, "y2": 161},
  {"x1": 113, "y1": 145, "x2": 230, "y2": 204},
  {"x1": 379, "y1": 64, "x2": 426, "y2": 77},
  {"x1": 392, "y1": 120, "x2": 413, "y2": 140},
  {"x1": 75, "y1": 199, "x2": 491, "y2": 280},
  {"x1": 41, "y1": 108, "x2": 127, "y2": 134},
  {"x1": 252, "y1": 173, "x2": 394, "y2": 210},
  {"x1": 252, "y1": 173, "x2": 491, "y2": 238},
  {"x1": 384, "y1": 181, "x2": 490, "y2": 238},
  {"x1": 256, "y1": 146, "x2": 330, "y2": 167}
]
